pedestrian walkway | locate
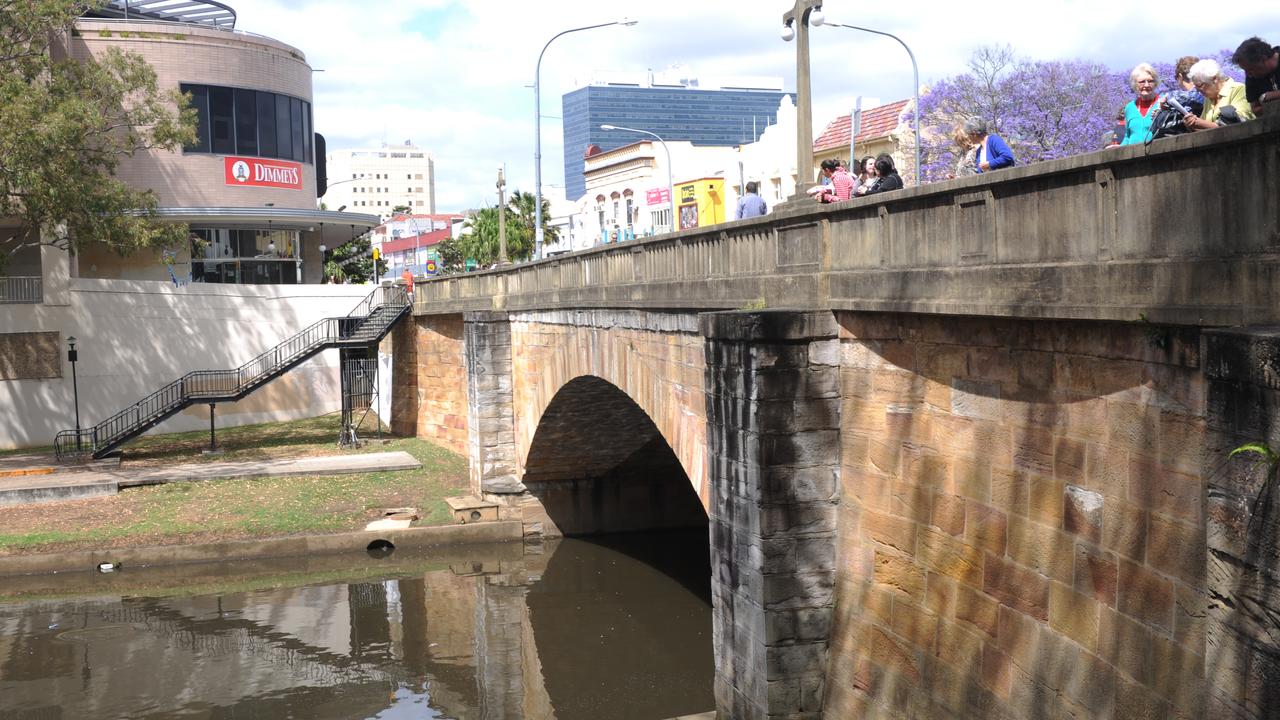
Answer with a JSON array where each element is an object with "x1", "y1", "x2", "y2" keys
[{"x1": 0, "y1": 452, "x2": 422, "y2": 506}]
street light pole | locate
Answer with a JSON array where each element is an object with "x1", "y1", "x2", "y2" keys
[
  {"x1": 601, "y1": 125, "x2": 673, "y2": 234},
  {"x1": 534, "y1": 19, "x2": 637, "y2": 261},
  {"x1": 819, "y1": 20, "x2": 922, "y2": 186},
  {"x1": 67, "y1": 336, "x2": 80, "y2": 450},
  {"x1": 781, "y1": 0, "x2": 823, "y2": 193},
  {"x1": 497, "y1": 166, "x2": 509, "y2": 265}
]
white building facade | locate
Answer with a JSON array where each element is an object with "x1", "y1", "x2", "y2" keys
[
  {"x1": 724, "y1": 96, "x2": 799, "y2": 213},
  {"x1": 324, "y1": 142, "x2": 436, "y2": 219},
  {"x1": 554, "y1": 141, "x2": 737, "y2": 253}
]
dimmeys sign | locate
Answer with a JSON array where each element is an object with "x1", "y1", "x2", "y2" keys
[{"x1": 223, "y1": 157, "x2": 304, "y2": 190}]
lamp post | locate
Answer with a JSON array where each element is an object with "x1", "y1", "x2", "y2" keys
[
  {"x1": 67, "y1": 336, "x2": 80, "y2": 450},
  {"x1": 601, "y1": 125, "x2": 674, "y2": 235},
  {"x1": 817, "y1": 19, "x2": 922, "y2": 186},
  {"x1": 781, "y1": 0, "x2": 823, "y2": 192},
  {"x1": 534, "y1": 18, "x2": 638, "y2": 260},
  {"x1": 497, "y1": 166, "x2": 509, "y2": 265}
]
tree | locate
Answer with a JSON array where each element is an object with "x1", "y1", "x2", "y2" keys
[
  {"x1": 916, "y1": 46, "x2": 1126, "y2": 182},
  {"x1": 507, "y1": 190, "x2": 557, "y2": 252},
  {"x1": 391, "y1": 204, "x2": 411, "y2": 214},
  {"x1": 324, "y1": 235, "x2": 385, "y2": 283},
  {"x1": 0, "y1": 0, "x2": 197, "y2": 269},
  {"x1": 447, "y1": 189, "x2": 553, "y2": 269}
]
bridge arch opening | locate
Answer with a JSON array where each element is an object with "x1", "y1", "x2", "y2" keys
[{"x1": 523, "y1": 375, "x2": 707, "y2": 537}]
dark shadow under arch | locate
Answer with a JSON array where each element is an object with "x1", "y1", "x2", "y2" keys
[{"x1": 524, "y1": 375, "x2": 707, "y2": 537}]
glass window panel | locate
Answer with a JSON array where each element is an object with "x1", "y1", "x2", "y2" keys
[
  {"x1": 290, "y1": 98, "x2": 304, "y2": 162},
  {"x1": 302, "y1": 103, "x2": 312, "y2": 164},
  {"x1": 275, "y1": 95, "x2": 292, "y2": 160},
  {"x1": 234, "y1": 88, "x2": 257, "y2": 156},
  {"x1": 182, "y1": 85, "x2": 210, "y2": 153},
  {"x1": 256, "y1": 91, "x2": 276, "y2": 158},
  {"x1": 209, "y1": 86, "x2": 234, "y2": 155}
]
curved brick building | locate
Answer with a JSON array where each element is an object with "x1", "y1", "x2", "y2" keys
[{"x1": 55, "y1": 0, "x2": 378, "y2": 284}]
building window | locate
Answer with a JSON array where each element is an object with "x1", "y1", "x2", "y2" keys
[{"x1": 181, "y1": 83, "x2": 312, "y2": 163}]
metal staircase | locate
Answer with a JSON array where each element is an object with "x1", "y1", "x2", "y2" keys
[{"x1": 54, "y1": 285, "x2": 411, "y2": 460}]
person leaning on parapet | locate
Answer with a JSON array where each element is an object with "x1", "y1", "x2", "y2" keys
[
  {"x1": 945, "y1": 124, "x2": 980, "y2": 179},
  {"x1": 862, "y1": 154, "x2": 904, "y2": 195},
  {"x1": 1120, "y1": 63, "x2": 1163, "y2": 145},
  {"x1": 1232, "y1": 37, "x2": 1280, "y2": 116},
  {"x1": 963, "y1": 117, "x2": 1015, "y2": 173},
  {"x1": 813, "y1": 158, "x2": 854, "y2": 203},
  {"x1": 735, "y1": 181, "x2": 767, "y2": 219},
  {"x1": 1174, "y1": 56, "x2": 1203, "y2": 98},
  {"x1": 1181, "y1": 58, "x2": 1255, "y2": 131}
]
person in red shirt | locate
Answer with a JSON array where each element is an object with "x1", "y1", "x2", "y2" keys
[
  {"x1": 814, "y1": 159, "x2": 854, "y2": 203},
  {"x1": 401, "y1": 267, "x2": 414, "y2": 298}
]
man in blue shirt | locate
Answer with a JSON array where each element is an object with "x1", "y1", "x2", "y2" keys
[{"x1": 735, "y1": 181, "x2": 767, "y2": 219}]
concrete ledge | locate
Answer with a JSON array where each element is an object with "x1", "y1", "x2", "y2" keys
[
  {"x1": 0, "y1": 520, "x2": 524, "y2": 577},
  {"x1": 0, "y1": 474, "x2": 118, "y2": 506}
]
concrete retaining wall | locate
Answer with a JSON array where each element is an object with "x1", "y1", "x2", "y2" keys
[{"x1": 0, "y1": 277, "x2": 370, "y2": 449}]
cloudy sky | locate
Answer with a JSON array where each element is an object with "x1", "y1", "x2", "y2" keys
[{"x1": 234, "y1": 1, "x2": 1278, "y2": 212}]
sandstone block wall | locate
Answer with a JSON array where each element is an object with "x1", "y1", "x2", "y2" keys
[
  {"x1": 828, "y1": 311, "x2": 1210, "y2": 719},
  {"x1": 704, "y1": 311, "x2": 842, "y2": 720},
  {"x1": 393, "y1": 314, "x2": 467, "y2": 453},
  {"x1": 1202, "y1": 327, "x2": 1280, "y2": 719}
]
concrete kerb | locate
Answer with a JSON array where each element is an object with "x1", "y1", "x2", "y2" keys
[{"x1": 0, "y1": 520, "x2": 525, "y2": 578}]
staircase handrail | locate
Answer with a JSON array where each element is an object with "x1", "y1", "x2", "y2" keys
[{"x1": 53, "y1": 285, "x2": 409, "y2": 457}]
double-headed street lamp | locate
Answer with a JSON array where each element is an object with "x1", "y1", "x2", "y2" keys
[
  {"x1": 601, "y1": 125, "x2": 674, "y2": 235},
  {"x1": 816, "y1": 18, "x2": 921, "y2": 186},
  {"x1": 534, "y1": 18, "x2": 637, "y2": 260},
  {"x1": 780, "y1": 0, "x2": 823, "y2": 191},
  {"x1": 783, "y1": 5, "x2": 922, "y2": 187}
]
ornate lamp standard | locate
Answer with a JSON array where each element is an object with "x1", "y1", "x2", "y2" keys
[{"x1": 780, "y1": 0, "x2": 823, "y2": 194}]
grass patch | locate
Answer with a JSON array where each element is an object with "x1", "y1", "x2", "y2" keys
[{"x1": 0, "y1": 414, "x2": 469, "y2": 556}]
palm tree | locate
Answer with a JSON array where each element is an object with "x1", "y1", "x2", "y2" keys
[{"x1": 506, "y1": 190, "x2": 557, "y2": 252}]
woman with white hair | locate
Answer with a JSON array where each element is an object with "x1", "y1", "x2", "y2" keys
[
  {"x1": 962, "y1": 117, "x2": 1015, "y2": 173},
  {"x1": 1120, "y1": 63, "x2": 1163, "y2": 145},
  {"x1": 1181, "y1": 58, "x2": 1254, "y2": 131}
]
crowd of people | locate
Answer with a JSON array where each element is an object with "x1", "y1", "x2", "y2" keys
[
  {"x1": 1110, "y1": 37, "x2": 1276, "y2": 147},
  {"x1": 789, "y1": 35, "x2": 1279, "y2": 209}
]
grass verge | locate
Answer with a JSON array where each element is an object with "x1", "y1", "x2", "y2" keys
[{"x1": 0, "y1": 414, "x2": 469, "y2": 556}]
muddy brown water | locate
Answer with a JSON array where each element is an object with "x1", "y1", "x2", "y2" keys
[{"x1": 0, "y1": 529, "x2": 713, "y2": 719}]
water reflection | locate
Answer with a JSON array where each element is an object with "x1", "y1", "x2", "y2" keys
[{"x1": 0, "y1": 530, "x2": 713, "y2": 720}]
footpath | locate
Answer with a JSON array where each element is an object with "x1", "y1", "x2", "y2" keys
[{"x1": 0, "y1": 451, "x2": 422, "y2": 506}]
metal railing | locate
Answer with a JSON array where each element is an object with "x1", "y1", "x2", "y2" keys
[
  {"x1": 0, "y1": 276, "x2": 42, "y2": 304},
  {"x1": 53, "y1": 285, "x2": 410, "y2": 458}
]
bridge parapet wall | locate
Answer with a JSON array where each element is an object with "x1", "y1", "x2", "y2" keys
[{"x1": 415, "y1": 113, "x2": 1280, "y2": 326}]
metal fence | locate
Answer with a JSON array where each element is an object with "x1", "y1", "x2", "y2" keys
[{"x1": 0, "y1": 276, "x2": 42, "y2": 304}]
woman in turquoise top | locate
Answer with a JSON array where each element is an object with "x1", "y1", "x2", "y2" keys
[{"x1": 1121, "y1": 63, "x2": 1162, "y2": 145}]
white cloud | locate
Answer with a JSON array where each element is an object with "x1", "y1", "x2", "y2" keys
[{"x1": 233, "y1": 0, "x2": 1280, "y2": 211}]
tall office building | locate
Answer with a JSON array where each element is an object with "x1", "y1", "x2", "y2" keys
[
  {"x1": 561, "y1": 69, "x2": 790, "y2": 201},
  {"x1": 323, "y1": 141, "x2": 436, "y2": 219}
]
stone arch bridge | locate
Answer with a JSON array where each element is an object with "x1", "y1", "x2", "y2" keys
[{"x1": 390, "y1": 116, "x2": 1280, "y2": 720}]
